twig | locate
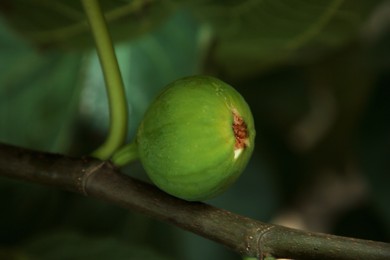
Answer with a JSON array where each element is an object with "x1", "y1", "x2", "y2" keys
[{"x1": 0, "y1": 143, "x2": 389, "y2": 260}]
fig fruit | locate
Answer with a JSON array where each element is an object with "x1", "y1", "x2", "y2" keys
[{"x1": 136, "y1": 75, "x2": 255, "y2": 201}]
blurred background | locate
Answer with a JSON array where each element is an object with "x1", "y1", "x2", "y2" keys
[{"x1": 0, "y1": 0, "x2": 389, "y2": 259}]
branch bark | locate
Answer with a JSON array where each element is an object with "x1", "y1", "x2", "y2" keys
[{"x1": 0, "y1": 142, "x2": 389, "y2": 259}]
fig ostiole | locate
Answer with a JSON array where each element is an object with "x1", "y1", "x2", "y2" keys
[{"x1": 113, "y1": 75, "x2": 255, "y2": 201}]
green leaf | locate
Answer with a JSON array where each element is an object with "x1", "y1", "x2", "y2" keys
[
  {"x1": 0, "y1": 0, "x2": 176, "y2": 49},
  {"x1": 190, "y1": 0, "x2": 383, "y2": 78},
  {"x1": 79, "y1": 10, "x2": 202, "y2": 141},
  {"x1": 0, "y1": 18, "x2": 83, "y2": 152}
]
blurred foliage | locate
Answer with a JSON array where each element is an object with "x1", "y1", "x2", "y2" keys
[
  {"x1": 0, "y1": 0, "x2": 176, "y2": 49},
  {"x1": 0, "y1": 17, "x2": 82, "y2": 152},
  {"x1": 189, "y1": 0, "x2": 383, "y2": 78},
  {"x1": 0, "y1": 0, "x2": 389, "y2": 259}
]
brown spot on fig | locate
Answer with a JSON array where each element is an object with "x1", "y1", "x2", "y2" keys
[{"x1": 232, "y1": 110, "x2": 249, "y2": 150}]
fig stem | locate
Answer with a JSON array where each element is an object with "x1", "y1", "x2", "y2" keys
[
  {"x1": 81, "y1": 0, "x2": 128, "y2": 160},
  {"x1": 111, "y1": 141, "x2": 139, "y2": 167}
]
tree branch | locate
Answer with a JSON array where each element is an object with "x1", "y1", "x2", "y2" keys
[{"x1": 0, "y1": 142, "x2": 389, "y2": 259}]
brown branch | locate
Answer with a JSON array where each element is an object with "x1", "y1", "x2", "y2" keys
[{"x1": 0, "y1": 142, "x2": 389, "y2": 260}]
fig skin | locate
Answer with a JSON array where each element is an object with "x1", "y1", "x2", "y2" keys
[{"x1": 136, "y1": 75, "x2": 255, "y2": 201}]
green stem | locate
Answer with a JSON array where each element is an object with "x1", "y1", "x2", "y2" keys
[
  {"x1": 81, "y1": 0, "x2": 128, "y2": 160},
  {"x1": 111, "y1": 141, "x2": 139, "y2": 167}
]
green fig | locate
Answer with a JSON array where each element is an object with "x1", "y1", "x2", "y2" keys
[{"x1": 136, "y1": 75, "x2": 255, "y2": 201}]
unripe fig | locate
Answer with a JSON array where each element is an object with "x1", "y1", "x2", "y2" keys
[{"x1": 136, "y1": 75, "x2": 255, "y2": 201}]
